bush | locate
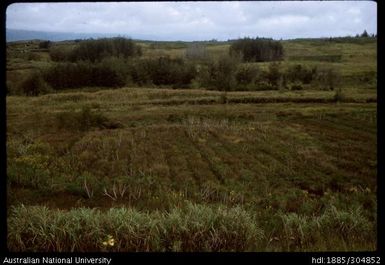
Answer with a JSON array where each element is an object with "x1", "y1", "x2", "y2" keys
[
  {"x1": 128, "y1": 57, "x2": 196, "y2": 87},
  {"x1": 43, "y1": 62, "x2": 125, "y2": 89},
  {"x1": 19, "y1": 72, "x2": 52, "y2": 96},
  {"x1": 235, "y1": 64, "x2": 260, "y2": 86},
  {"x1": 198, "y1": 54, "x2": 240, "y2": 91},
  {"x1": 49, "y1": 46, "x2": 72, "y2": 62},
  {"x1": 265, "y1": 62, "x2": 282, "y2": 88},
  {"x1": 55, "y1": 106, "x2": 121, "y2": 131},
  {"x1": 100, "y1": 57, "x2": 131, "y2": 84},
  {"x1": 285, "y1": 64, "x2": 317, "y2": 84},
  {"x1": 68, "y1": 37, "x2": 142, "y2": 63},
  {"x1": 314, "y1": 67, "x2": 340, "y2": 91},
  {"x1": 290, "y1": 82, "x2": 303, "y2": 91},
  {"x1": 49, "y1": 38, "x2": 141, "y2": 63},
  {"x1": 127, "y1": 59, "x2": 153, "y2": 86},
  {"x1": 229, "y1": 37, "x2": 284, "y2": 62},
  {"x1": 39, "y1": 41, "x2": 51, "y2": 49}
]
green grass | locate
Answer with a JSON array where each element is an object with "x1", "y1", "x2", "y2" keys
[
  {"x1": 8, "y1": 203, "x2": 263, "y2": 252},
  {"x1": 8, "y1": 202, "x2": 374, "y2": 252}
]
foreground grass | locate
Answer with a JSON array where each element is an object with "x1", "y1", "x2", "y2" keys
[{"x1": 8, "y1": 202, "x2": 374, "y2": 252}]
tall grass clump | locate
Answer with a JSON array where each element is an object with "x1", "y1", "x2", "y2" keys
[
  {"x1": 159, "y1": 203, "x2": 263, "y2": 251},
  {"x1": 7, "y1": 203, "x2": 263, "y2": 252},
  {"x1": 279, "y1": 205, "x2": 375, "y2": 251}
]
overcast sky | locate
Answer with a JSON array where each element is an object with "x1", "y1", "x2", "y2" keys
[{"x1": 6, "y1": 1, "x2": 377, "y2": 41}]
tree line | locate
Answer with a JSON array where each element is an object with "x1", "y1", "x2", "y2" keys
[{"x1": 15, "y1": 37, "x2": 340, "y2": 96}]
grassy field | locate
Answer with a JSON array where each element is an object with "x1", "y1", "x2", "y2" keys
[{"x1": 6, "y1": 38, "x2": 377, "y2": 251}]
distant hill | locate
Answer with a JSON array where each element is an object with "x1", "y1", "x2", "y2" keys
[
  {"x1": 6, "y1": 28, "x2": 168, "y2": 42},
  {"x1": 6, "y1": 28, "x2": 130, "y2": 42}
]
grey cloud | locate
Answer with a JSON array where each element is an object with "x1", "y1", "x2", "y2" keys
[{"x1": 6, "y1": 1, "x2": 377, "y2": 41}]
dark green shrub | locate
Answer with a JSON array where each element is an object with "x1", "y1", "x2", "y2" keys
[
  {"x1": 127, "y1": 59, "x2": 153, "y2": 86},
  {"x1": 55, "y1": 106, "x2": 116, "y2": 131},
  {"x1": 149, "y1": 57, "x2": 195, "y2": 86},
  {"x1": 285, "y1": 64, "x2": 317, "y2": 84},
  {"x1": 128, "y1": 57, "x2": 196, "y2": 87},
  {"x1": 290, "y1": 82, "x2": 304, "y2": 91},
  {"x1": 19, "y1": 72, "x2": 52, "y2": 96},
  {"x1": 43, "y1": 62, "x2": 125, "y2": 89},
  {"x1": 39, "y1": 41, "x2": 51, "y2": 49},
  {"x1": 199, "y1": 54, "x2": 240, "y2": 91},
  {"x1": 265, "y1": 62, "x2": 282, "y2": 88},
  {"x1": 49, "y1": 46, "x2": 72, "y2": 62},
  {"x1": 229, "y1": 37, "x2": 284, "y2": 62},
  {"x1": 360, "y1": 30, "x2": 369, "y2": 38},
  {"x1": 68, "y1": 37, "x2": 142, "y2": 63},
  {"x1": 91, "y1": 64, "x2": 125, "y2": 88},
  {"x1": 49, "y1": 38, "x2": 141, "y2": 63},
  {"x1": 235, "y1": 64, "x2": 260, "y2": 85}
]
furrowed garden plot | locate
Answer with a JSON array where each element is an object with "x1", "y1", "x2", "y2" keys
[{"x1": 6, "y1": 89, "x2": 377, "y2": 251}]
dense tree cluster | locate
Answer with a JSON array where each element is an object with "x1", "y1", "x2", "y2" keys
[
  {"x1": 50, "y1": 37, "x2": 142, "y2": 63},
  {"x1": 129, "y1": 57, "x2": 196, "y2": 87},
  {"x1": 43, "y1": 62, "x2": 125, "y2": 89},
  {"x1": 229, "y1": 38, "x2": 284, "y2": 62}
]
